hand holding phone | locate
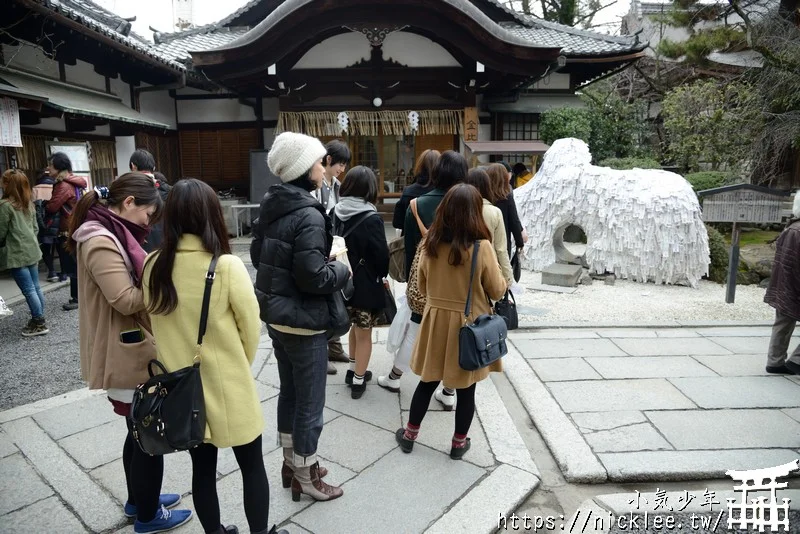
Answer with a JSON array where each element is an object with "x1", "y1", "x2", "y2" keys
[{"x1": 120, "y1": 329, "x2": 144, "y2": 344}]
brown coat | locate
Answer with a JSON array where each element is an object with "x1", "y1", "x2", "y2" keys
[
  {"x1": 411, "y1": 240, "x2": 507, "y2": 389},
  {"x1": 764, "y1": 221, "x2": 800, "y2": 321},
  {"x1": 77, "y1": 236, "x2": 155, "y2": 391}
]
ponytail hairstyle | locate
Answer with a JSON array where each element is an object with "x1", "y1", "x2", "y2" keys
[
  {"x1": 146, "y1": 178, "x2": 231, "y2": 316},
  {"x1": 67, "y1": 172, "x2": 162, "y2": 251},
  {"x1": 1, "y1": 169, "x2": 33, "y2": 214}
]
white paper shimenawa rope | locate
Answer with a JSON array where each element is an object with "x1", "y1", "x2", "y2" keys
[{"x1": 513, "y1": 138, "x2": 710, "y2": 287}]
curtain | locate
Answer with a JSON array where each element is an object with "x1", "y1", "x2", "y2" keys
[{"x1": 277, "y1": 110, "x2": 464, "y2": 137}]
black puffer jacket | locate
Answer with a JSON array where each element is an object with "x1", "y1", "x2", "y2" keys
[{"x1": 250, "y1": 183, "x2": 350, "y2": 330}]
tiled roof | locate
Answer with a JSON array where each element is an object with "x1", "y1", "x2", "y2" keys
[
  {"x1": 501, "y1": 18, "x2": 644, "y2": 55},
  {"x1": 152, "y1": 28, "x2": 251, "y2": 62},
  {"x1": 154, "y1": 0, "x2": 263, "y2": 43},
  {"x1": 34, "y1": 0, "x2": 186, "y2": 70}
]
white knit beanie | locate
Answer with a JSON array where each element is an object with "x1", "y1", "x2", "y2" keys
[{"x1": 268, "y1": 132, "x2": 327, "y2": 183}]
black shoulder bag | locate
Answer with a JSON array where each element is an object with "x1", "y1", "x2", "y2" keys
[
  {"x1": 458, "y1": 242, "x2": 509, "y2": 371},
  {"x1": 494, "y1": 291, "x2": 519, "y2": 331},
  {"x1": 129, "y1": 257, "x2": 217, "y2": 455}
]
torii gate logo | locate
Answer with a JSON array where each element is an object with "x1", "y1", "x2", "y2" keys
[{"x1": 726, "y1": 460, "x2": 798, "y2": 531}]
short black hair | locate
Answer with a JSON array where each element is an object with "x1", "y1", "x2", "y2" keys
[
  {"x1": 431, "y1": 150, "x2": 468, "y2": 191},
  {"x1": 324, "y1": 140, "x2": 351, "y2": 167},
  {"x1": 287, "y1": 169, "x2": 316, "y2": 192},
  {"x1": 130, "y1": 149, "x2": 156, "y2": 172},
  {"x1": 340, "y1": 165, "x2": 378, "y2": 204},
  {"x1": 48, "y1": 152, "x2": 72, "y2": 173},
  {"x1": 513, "y1": 163, "x2": 528, "y2": 175}
]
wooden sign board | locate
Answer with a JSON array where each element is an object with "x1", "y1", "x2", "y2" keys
[{"x1": 702, "y1": 189, "x2": 786, "y2": 224}]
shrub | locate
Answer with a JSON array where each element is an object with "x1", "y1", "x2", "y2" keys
[
  {"x1": 599, "y1": 157, "x2": 662, "y2": 170},
  {"x1": 539, "y1": 107, "x2": 592, "y2": 145},
  {"x1": 705, "y1": 224, "x2": 729, "y2": 283},
  {"x1": 685, "y1": 171, "x2": 732, "y2": 193}
]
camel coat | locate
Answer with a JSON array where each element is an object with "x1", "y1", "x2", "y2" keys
[
  {"x1": 143, "y1": 235, "x2": 263, "y2": 448},
  {"x1": 483, "y1": 199, "x2": 513, "y2": 283},
  {"x1": 411, "y1": 240, "x2": 507, "y2": 389}
]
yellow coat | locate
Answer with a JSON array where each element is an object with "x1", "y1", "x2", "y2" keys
[{"x1": 143, "y1": 235, "x2": 263, "y2": 448}]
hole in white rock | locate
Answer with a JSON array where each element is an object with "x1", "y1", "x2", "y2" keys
[{"x1": 553, "y1": 223, "x2": 587, "y2": 263}]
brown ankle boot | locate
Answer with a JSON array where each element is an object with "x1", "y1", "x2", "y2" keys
[
  {"x1": 291, "y1": 462, "x2": 343, "y2": 502},
  {"x1": 281, "y1": 447, "x2": 328, "y2": 488}
]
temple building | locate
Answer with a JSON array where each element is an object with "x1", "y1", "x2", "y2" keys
[{"x1": 2, "y1": 0, "x2": 645, "y2": 204}]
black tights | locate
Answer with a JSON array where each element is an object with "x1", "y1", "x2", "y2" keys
[
  {"x1": 189, "y1": 436, "x2": 270, "y2": 534},
  {"x1": 408, "y1": 380, "x2": 477, "y2": 435},
  {"x1": 123, "y1": 419, "x2": 164, "y2": 522}
]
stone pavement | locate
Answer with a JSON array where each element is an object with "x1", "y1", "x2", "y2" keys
[
  {"x1": 505, "y1": 325, "x2": 800, "y2": 484},
  {"x1": 0, "y1": 329, "x2": 539, "y2": 534}
]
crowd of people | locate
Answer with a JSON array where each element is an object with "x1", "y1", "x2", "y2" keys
[{"x1": 6, "y1": 131, "x2": 796, "y2": 534}]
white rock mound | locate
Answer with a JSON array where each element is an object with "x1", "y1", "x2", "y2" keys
[{"x1": 513, "y1": 138, "x2": 710, "y2": 287}]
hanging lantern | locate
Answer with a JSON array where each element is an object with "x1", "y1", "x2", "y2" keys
[
  {"x1": 337, "y1": 111, "x2": 349, "y2": 133},
  {"x1": 408, "y1": 111, "x2": 420, "y2": 133}
]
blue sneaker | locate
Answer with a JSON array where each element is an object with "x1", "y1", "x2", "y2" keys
[
  {"x1": 133, "y1": 505, "x2": 193, "y2": 534},
  {"x1": 124, "y1": 494, "x2": 182, "y2": 518}
]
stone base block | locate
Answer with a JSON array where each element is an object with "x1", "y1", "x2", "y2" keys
[{"x1": 541, "y1": 263, "x2": 583, "y2": 287}]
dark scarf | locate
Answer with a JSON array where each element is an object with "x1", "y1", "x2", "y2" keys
[{"x1": 85, "y1": 205, "x2": 150, "y2": 283}]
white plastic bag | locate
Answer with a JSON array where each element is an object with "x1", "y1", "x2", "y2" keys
[
  {"x1": 510, "y1": 281, "x2": 525, "y2": 299},
  {"x1": 386, "y1": 294, "x2": 410, "y2": 354},
  {"x1": 0, "y1": 296, "x2": 12, "y2": 317}
]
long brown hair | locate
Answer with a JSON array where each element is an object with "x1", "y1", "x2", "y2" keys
[
  {"x1": 1, "y1": 170, "x2": 33, "y2": 214},
  {"x1": 486, "y1": 163, "x2": 511, "y2": 203},
  {"x1": 146, "y1": 178, "x2": 232, "y2": 316},
  {"x1": 412, "y1": 149, "x2": 441, "y2": 187},
  {"x1": 68, "y1": 173, "x2": 162, "y2": 251},
  {"x1": 465, "y1": 167, "x2": 496, "y2": 203},
  {"x1": 424, "y1": 183, "x2": 490, "y2": 266}
]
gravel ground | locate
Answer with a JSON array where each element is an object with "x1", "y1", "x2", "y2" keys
[
  {"x1": 515, "y1": 271, "x2": 774, "y2": 324},
  {"x1": 0, "y1": 286, "x2": 83, "y2": 410}
]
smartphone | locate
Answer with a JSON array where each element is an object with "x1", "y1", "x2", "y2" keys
[{"x1": 120, "y1": 329, "x2": 144, "y2": 344}]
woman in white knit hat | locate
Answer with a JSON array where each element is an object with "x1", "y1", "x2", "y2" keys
[{"x1": 250, "y1": 132, "x2": 351, "y2": 501}]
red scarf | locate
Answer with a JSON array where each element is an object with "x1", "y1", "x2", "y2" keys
[{"x1": 85, "y1": 205, "x2": 150, "y2": 284}]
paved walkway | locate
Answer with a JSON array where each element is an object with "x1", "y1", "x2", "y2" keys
[{"x1": 505, "y1": 325, "x2": 800, "y2": 484}]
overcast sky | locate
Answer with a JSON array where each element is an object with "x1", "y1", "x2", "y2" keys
[{"x1": 96, "y1": 0, "x2": 635, "y2": 39}]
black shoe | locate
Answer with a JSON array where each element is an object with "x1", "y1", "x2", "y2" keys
[
  {"x1": 345, "y1": 369, "x2": 372, "y2": 385},
  {"x1": 450, "y1": 438, "x2": 471, "y2": 460},
  {"x1": 395, "y1": 428, "x2": 414, "y2": 453},
  {"x1": 328, "y1": 352, "x2": 351, "y2": 363},
  {"x1": 327, "y1": 361, "x2": 337, "y2": 375},
  {"x1": 785, "y1": 360, "x2": 800, "y2": 375},
  {"x1": 351, "y1": 381, "x2": 366, "y2": 399},
  {"x1": 766, "y1": 365, "x2": 794, "y2": 374},
  {"x1": 62, "y1": 298, "x2": 78, "y2": 311}
]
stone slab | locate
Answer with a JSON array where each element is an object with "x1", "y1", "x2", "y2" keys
[
  {"x1": 527, "y1": 283, "x2": 578, "y2": 294},
  {"x1": 510, "y1": 330, "x2": 600, "y2": 340},
  {"x1": 257, "y1": 361, "x2": 280, "y2": 389},
  {"x1": 529, "y1": 358, "x2": 603, "y2": 381},
  {"x1": 511, "y1": 338, "x2": 627, "y2": 359},
  {"x1": 314, "y1": 415, "x2": 397, "y2": 472},
  {"x1": 706, "y1": 336, "x2": 771, "y2": 354},
  {"x1": 548, "y1": 379, "x2": 696, "y2": 413},
  {"x1": 596, "y1": 329, "x2": 658, "y2": 338},
  {"x1": 584, "y1": 422, "x2": 673, "y2": 453},
  {"x1": 293, "y1": 447, "x2": 485, "y2": 534},
  {"x1": 611, "y1": 337, "x2": 733, "y2": 356},
  {"x1": 400, "y1": 411, "x2": 494, "y2": 468},
  {"x1": 426, "y1": 464, "x2": 540, "y2": 534},
  {"x1": 541, "y1": 263, "x2": 583, "y2": 287},
  {"x1": 324, "y1": 384, "x2": 401, "y2": 432},
  {"x1": 784, "y1": 408, "x2": 800, "y2": 423},
  {"x1": 669, "y1": 376, "x2": 800, "y2": 408},
  {"x1": 0, "y1": 427, "x2": 17, "y2": 458},
  {"x1": 503, "y1": 347, "x2": 606, "y2": 483},
  {"x1": 1, "y1": 496, "x2": 87, "y2": 534},
  {"x1": 2, "y1": 417, "x2": 120, "y2": 532},
  {"x1": 692, "y1": 354, "x2": 772, "y2": 376},
  {"x1": 59, "y1": 417, "x2": 127, "y2": 469},
  {"x1": 475, "y1": 378, "x2": 539, "y2": 476},
  {"x1": 646, "y1": 409, "x2": 800, "y2": 449},
  {"x1": 585, "y1": 356, "x2": 718, "y2": 379},
  {"x1": 598, "y1": 449, "x2": 800, "y2": 481},
  {"x1": 32, "y1": 394, "x2": 119, "y2": 440},
  {"x1": 0, "y1": 388, "x2": 101, "y2": 424},
  {"x1": 571, "y1": 411, "x2": 646, "y2": 432},
  {"x1": 0, "y1": 453, "x2": 53, "y2": 515},
  {"x1": 694, "y1": 326, "x2": 776, "y2": 337},
  {"x1": 566, "y1": 499, "x2": 613, "y2": 534},
  {"x1": 90, "y1": 450, "x2": 194, "y2": 505},
  {"x1": 653, "y1": 329, "x2": 701, "y2": 338}
]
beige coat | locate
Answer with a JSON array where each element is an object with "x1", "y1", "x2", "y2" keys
[
  {"x1": 411, "y1": 240, "x2": 507, "y2": 389},
  {"x1": 143, "y1": 235, "x2": 263, "y2": 448},
  {"x1": 483, "y1": 199, "x2": 513, "y2": 283},
  {"x1": 77, "y1": 237, "x2": 155, "y2": 391}
]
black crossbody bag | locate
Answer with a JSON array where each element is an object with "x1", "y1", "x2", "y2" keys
[{"x1": 129, "y1": 257, "x2": 217, "y2": 455}]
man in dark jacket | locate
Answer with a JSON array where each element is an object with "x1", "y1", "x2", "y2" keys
[
  {"x1": 764, "y1": 195, "x2": 800, "y2": 375},
  {"x1": 129, "y1": 149, "x2": 170, "y2": 252},
  {"x1": 250, "y1": 132, "x2": 350, "y2": 502}
]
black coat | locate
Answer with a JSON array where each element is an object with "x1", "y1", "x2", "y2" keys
[
  {"x1": 333, "y1": 211, "x2": 389, "y2": 310},
  {"x1": 391, "y1": 178, "x2": 434, "y2": 230},
  {"x1": 250, "y1": 183, "x2": 350, "y2": 331},
  {"x1": 143, "y1": 182, "x2": 172, "y2": 253},
  {"x1": 494, "y1": 192, "x2": 524, "y2": 258}
]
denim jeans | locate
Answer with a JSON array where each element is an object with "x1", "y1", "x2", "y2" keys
[
  {"x1": 11, "y1": 264, "x2": 45, "y2": 319},
  {"x1": 267, "y1": 326, "x2": 328, "y2": 458}
]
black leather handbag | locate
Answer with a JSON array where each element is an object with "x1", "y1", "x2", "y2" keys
[
  {"x1": 129, "y1": 257, "x2": 216, "y2": 455},
  {"x1": 494, "y1": 291, "x2": 519, "y2": 331},
  {"x1": 458, "y1": 242, "x2": 509, "y2": 371}
]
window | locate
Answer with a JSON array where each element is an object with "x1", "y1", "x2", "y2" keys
[{"x1": 494, "y1": 113, "x2": 540, "y2": 165}]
